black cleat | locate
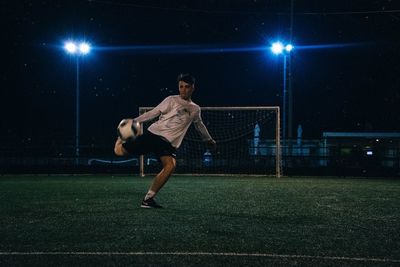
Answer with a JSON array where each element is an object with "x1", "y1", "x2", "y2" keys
[{"x1": 141, "y1": 197, "x2": 163, "y2": 209}]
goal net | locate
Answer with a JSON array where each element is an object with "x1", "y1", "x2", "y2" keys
[{"x1": 139, "y1": 106, "x2": 281, "y2": 177}]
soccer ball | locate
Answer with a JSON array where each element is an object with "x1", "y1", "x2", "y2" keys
[{"x1": 117, "y1": 119, "x2": 141, "y2": 141}]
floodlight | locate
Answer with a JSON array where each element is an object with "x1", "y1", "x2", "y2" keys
[
  {"x1": 79, "y1": 42, "x2": 91, "y2": 54},
  {"x1": 64, "y1": 42, "x2": 77, "y2": 54},
  {"x1": 271, "y1": 42, "x2": 284, "y2": 54},
  {"x1": 285, "y1": 44, "x2": 293, "y2": 52},
  {"x1": 62, "y1": 38, "x2": 94, "y2": 165},
  {"x1": 270, "y1": 41, "x2": 294, "y2": 139}
]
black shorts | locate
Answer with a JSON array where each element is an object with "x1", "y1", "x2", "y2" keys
[{"x1": 122, "y1": 131, "x2": 177, "y2": 158}]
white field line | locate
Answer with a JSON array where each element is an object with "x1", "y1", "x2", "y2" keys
[{"x1": 0, "y1": 251, "x2": 399, "y2": 263}]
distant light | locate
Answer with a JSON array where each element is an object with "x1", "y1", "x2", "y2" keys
[
  {"x1": 366, "y1": 151, "x2": 373, "y2": 156},
  {"x1": 271, "y1": 42, "x2": 284, "y2": 54},
  {"x1": 64, "y1": 42, "x2": 77, "y2": 54},
  {"x1": 271, "y1": 42, "x2": 293, "y2": 55},
  {"x1": 64, "y1": 41, "x2": 91, "y2": 55},
  {"x1": 285, "y1": 44, "x2": 294, "y2": 52},
  {"x1": 79, "y1": 42, "x2": 91, "y2": 54}
]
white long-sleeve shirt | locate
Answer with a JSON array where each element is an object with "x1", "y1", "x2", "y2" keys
[{"x1": 134, "y1": 95, "x2": 213, "y2": 148}]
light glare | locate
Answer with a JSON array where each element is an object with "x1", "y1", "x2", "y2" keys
[
  {"x1": 64, "y1": 41, "x2": 91, "y2": 55},
  {"x1": 285, "y1": 44, "x2": 293, "y2": 52},
  {"x1": 271, "y1": 42, "x2": 284, "y2": 54},
  {"x1": 79, "y1": 42, "x2": 90, "y2": 54},
  {"x1": 64, "y1": 42, "x2": 77, "y2": 54}
]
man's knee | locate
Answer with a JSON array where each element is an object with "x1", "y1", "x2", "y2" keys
[
  {"x1": 166, "y1": 161, "x2": 176, "y2": 173},
  {"x1": 162, "y1": 157, "x2": 176, "y2": 174},
  {"x1": 114, "y1": 146, "x2": 123, "y2": 156},
  {"x1": 114, "y1": 139, "x2": 128, "y2": 156}
]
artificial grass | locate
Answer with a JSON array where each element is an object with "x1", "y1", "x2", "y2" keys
[{"x1": 0, "y1": 175, "x2": 399, "y2": 266}]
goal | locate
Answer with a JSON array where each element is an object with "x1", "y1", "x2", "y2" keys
[{"x1": 139, "y1": 106, "x2": 281, "y2": 177}]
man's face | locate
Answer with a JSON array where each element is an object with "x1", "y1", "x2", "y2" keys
[{"x1": 179, "y1": 81, "x2": 195, "y2": 100}]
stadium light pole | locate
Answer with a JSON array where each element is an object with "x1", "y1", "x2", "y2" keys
[
  {"x1": 64, "y1": 41, "x2": 91, "y2": 165},
  {"x1": 271, "y1": 42, "x2": 293, "y2": 140}
]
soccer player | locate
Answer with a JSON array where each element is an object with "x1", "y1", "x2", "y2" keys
[{"x1": 114, "y1": 73, "x2": 216, "y2": 208}]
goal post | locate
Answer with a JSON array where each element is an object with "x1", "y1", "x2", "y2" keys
[{"x1": 139, "y1": 106, "x2": 281, "y2": 177}]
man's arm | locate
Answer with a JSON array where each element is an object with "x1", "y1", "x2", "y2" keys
[
  {"x1": 134, "y1": 96, "x2": 171, "y2": 123},
  {"x1": 193, "y1": 110, "x2": 216, "y2": 148}
]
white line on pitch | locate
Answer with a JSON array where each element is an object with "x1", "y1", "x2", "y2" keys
[{"x1": 0, "y1": 251, "x2": 399, "y2": 263}]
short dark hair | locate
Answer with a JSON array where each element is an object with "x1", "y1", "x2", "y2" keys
[{"x1": 177, "y1": 73, "x2": 195, "y2": 85}]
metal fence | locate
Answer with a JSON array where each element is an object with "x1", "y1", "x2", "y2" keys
[{"x1": 1, "y1": 136, "x2": 399, "y2": 177}]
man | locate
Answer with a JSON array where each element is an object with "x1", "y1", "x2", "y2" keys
[{"x1": 114, "y1": 74, "x2": 216, "y2": 208}]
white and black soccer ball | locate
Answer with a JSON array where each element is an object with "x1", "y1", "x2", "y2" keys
[{"x1": 117, "y1": 119, "x2": 141, "y2": 141}]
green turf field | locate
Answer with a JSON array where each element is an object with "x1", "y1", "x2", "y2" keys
[{"x1": 0, "y1": 175, "x2": 399, "y2": 266}]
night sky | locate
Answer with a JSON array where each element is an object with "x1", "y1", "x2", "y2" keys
[{"x1": 2, "y1": 0, "x2": 400, "y2": 151}]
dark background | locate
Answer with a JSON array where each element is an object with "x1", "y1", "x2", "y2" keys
[{"x1": 2, "y1": 0, "x2": 400, "y2": 151}]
